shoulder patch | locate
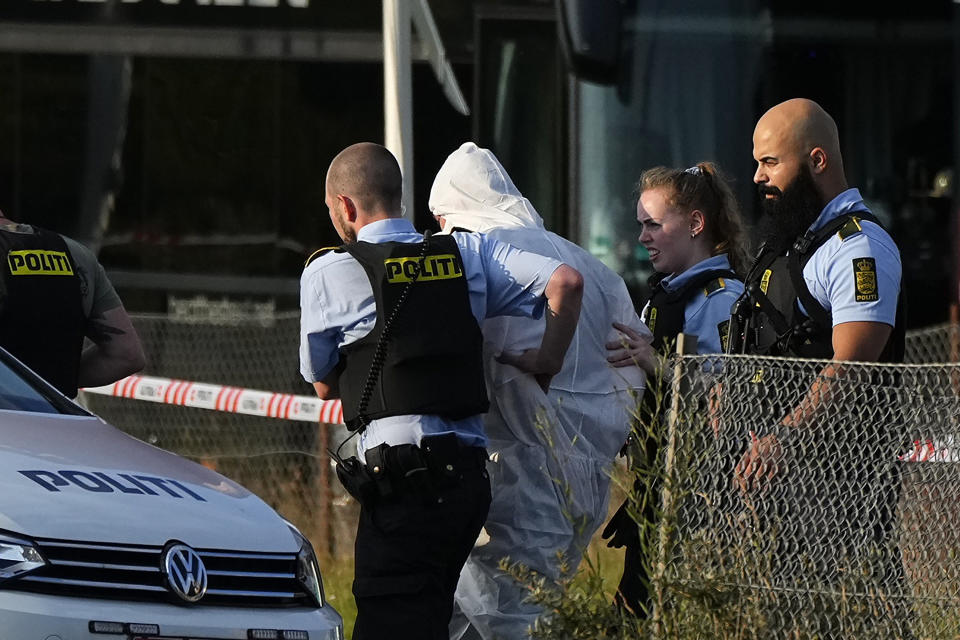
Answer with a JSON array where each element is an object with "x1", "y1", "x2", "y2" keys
[
  {"x1": 702, "y1": 277, "x2": 727, "y2": 297},
  {"x1": 304, "y1": 246, "x2": 344, "y2": 267},
  {"x1": 852, "y1": 256, "x2": 879, "y2": 302},
  {"x1": 837, "y1": 216, "x2": 864, "y2": 241}
]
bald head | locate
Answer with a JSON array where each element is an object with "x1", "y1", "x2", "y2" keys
[
  {"x1": 759, "y1": 99, "x2": 842, "y2": 165},
  {"x1": 326, "y1": 142, "x2": 403, "y2": 217},
  {"x1": 753, "y1": 98, "x2": 847, "y2": 202}
]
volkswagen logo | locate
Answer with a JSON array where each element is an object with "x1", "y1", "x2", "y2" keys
[{"x1": 161, "y1": 543, "x2": 208, "y2": 603}]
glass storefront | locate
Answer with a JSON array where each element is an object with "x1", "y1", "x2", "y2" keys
[{"x1": 572, "y1": 1, "x2": 956, "y2": 325}]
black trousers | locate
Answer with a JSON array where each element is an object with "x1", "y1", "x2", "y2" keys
[{"x1": 352, "y1": 446, "x2": 491, "y2": 640}]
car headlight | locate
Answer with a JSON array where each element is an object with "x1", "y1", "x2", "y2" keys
[
  {"x1": 0, "y1": 533, "x2": 46, "y2": 581},
  {"x1": 287, "y1": 525, "x2": 325, "y2": 607}
]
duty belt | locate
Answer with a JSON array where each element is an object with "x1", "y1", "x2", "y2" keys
[{"x1": 339, "y1": 433, "x2": 487, "y2": 505}]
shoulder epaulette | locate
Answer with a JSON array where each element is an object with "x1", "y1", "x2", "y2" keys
[
  {"x1": 702, "y1": 277, "x2": 727, "y2": 297},
  {"x1": 304, "y1": 245, "x2": 344, "y2": 267},
  {"x1": 837, "y1": 216, "x2": 864, "y2": 241}
]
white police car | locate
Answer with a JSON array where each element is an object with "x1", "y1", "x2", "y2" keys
[{"x1": 0, "y1": 348, "x2": 343, "y2": 639}]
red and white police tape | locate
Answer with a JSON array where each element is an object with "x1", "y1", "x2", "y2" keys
[
  {"x1": 82, "y1": 375, "x2": 344, "y2": 425},
  {"x1": 900, "y1": 438, "x2": 960, "y2": 463},
  {"x1": 81, "y1": 376, "x2": 951, "y2": 461}
]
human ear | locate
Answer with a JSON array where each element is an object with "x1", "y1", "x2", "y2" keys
[
  {"x1": 809, "y1": 147, "x2": 827, "y2": 174},
  {"x1": 690, "y1": 209, "x2": 705, "y2": 237},
  {"x1": 338, "y1": 194, "x2": 358, "y2": 222}
]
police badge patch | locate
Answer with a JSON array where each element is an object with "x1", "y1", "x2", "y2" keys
[
  {"x1": 645, "y1": 306, "x2": 658, "y2": 333},
  {"x1": 853, "y1": 257, "x2": 879, "y2": 302},
  {"x1": 717, "y1": 319, "x2": 730, "y2": 353}
]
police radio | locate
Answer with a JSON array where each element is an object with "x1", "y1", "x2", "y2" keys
[{"x1": 727, "y1": 242, "x2": 771, "y2": 355}]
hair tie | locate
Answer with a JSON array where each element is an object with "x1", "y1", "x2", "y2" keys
[{"x1": 683, "y1": 165, "x2": 702, "y2": 176}]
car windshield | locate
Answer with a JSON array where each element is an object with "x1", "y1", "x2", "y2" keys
[{"x1": 0, "y1": 351, "x2": 88, "y2": 415}]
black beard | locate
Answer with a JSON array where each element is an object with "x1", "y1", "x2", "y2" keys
[{"x1": 754, "y1": 166, "x2": 825, "y2": 255}]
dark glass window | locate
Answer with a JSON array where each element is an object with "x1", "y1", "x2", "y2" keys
[
  {"x1": 0, "y1": 51, "x2": 469, "y2": 312},
  {"x1": 475, "y1": 12, "x2": 565, "y2": 233},
  {"x1": 572, "y1": 1, "x2": 955, "y2": 323}
]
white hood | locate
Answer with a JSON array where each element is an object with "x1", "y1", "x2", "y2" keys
[
  {"x1": 0, "y1": 410, "x2": 298, "y2": 552},
  {"x1": 429, "y1": 141, "x2": 648, "y2": 403},
  {"x1": 429, "y1": 142, "x2": 545, "y2": 233}
]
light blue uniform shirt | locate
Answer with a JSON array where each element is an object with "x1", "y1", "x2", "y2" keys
[
  {"x1": 799, "y1": 188, "x2": 901, "y2": 326},
  {"x1": 299, "y1": 218, "x2": 562, "y2": 456},
  {"x1": 641, "y1": 254, "x2": 744, "y2": 355}
]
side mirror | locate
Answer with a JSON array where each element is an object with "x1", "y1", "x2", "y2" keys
[{"x1": 556, "y1": 0, "x2": 622, "y2": 85}]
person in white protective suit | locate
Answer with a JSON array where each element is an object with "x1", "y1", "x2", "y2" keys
[{"x1": 429, "y1": 142, "x2": 649, "y2": 640}]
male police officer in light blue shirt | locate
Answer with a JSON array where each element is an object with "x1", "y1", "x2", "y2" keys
[
  {"x1": 736, "y1": 98, "x2": 903, "y2": 485},
  {"x1": 729, "y1": 99, "x2": 907, "y2": 633},
  {"x1": 299, "y1": 142, "x2": 583, "y2": 640}
]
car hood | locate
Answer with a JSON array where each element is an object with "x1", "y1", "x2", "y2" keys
[{"x1": 0, "y1": 410, "x2": 299, "y2": 551}]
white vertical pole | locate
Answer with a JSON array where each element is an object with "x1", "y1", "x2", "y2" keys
[{"x1": 383, "y1": 0, "x2": 414, "y2": 221}]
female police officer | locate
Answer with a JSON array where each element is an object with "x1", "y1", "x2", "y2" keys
[{"x1": 602, "y1": 161, "x2": 748, "y2": 616}]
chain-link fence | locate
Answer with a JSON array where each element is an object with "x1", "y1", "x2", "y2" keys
[
  {"x1": 80, "y1": 313, "x2": 960, "y2": 636},
  {"x1": 904, "y1": 322, "x2": 960, "y2": 364},
  {"x1": 80, "y1": 311, "x2": 357, "y2": 559},
  {"x1": 649, "y1": 349, "x2": 960, "y2": 639}
]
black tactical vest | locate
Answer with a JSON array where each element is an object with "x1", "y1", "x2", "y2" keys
[
  {"x1": 643, "y1": 268, "x2": 738, "y2": 353},
  {"x1": 631, "y1": 267, "x2": 741, "y2": 504},
  {"x1": 735, "y1": 212, "x2": 905, "y2": 362},
  {"x1": 0, "y1": 225, "x2": 85, "y2": 397},
  {"x1": 319, "y1": 234, "x2": 488, "y2": 430},
  {"x1": 636, "y1": 267, "x2": 738, "y2": 431}
]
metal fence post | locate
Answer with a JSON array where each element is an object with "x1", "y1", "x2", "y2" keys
[{"x1": 652, "y1": 333, "x2": 698, "y2": 636}]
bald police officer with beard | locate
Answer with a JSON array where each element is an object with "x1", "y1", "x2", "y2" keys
[
  {"x1": 732, "y1": 98, "x2": 903, "y2": 480},
  {"x1": 728, "y1": 98, "x2": 908, "y2": 633}
]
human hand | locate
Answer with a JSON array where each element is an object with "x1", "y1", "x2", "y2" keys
[
  {"x1": 734, "y1": 430, "x2": 783, "y2": 494},
  {"x1": 606, "y1": 322, "x2": 655, "y2": 372}
]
